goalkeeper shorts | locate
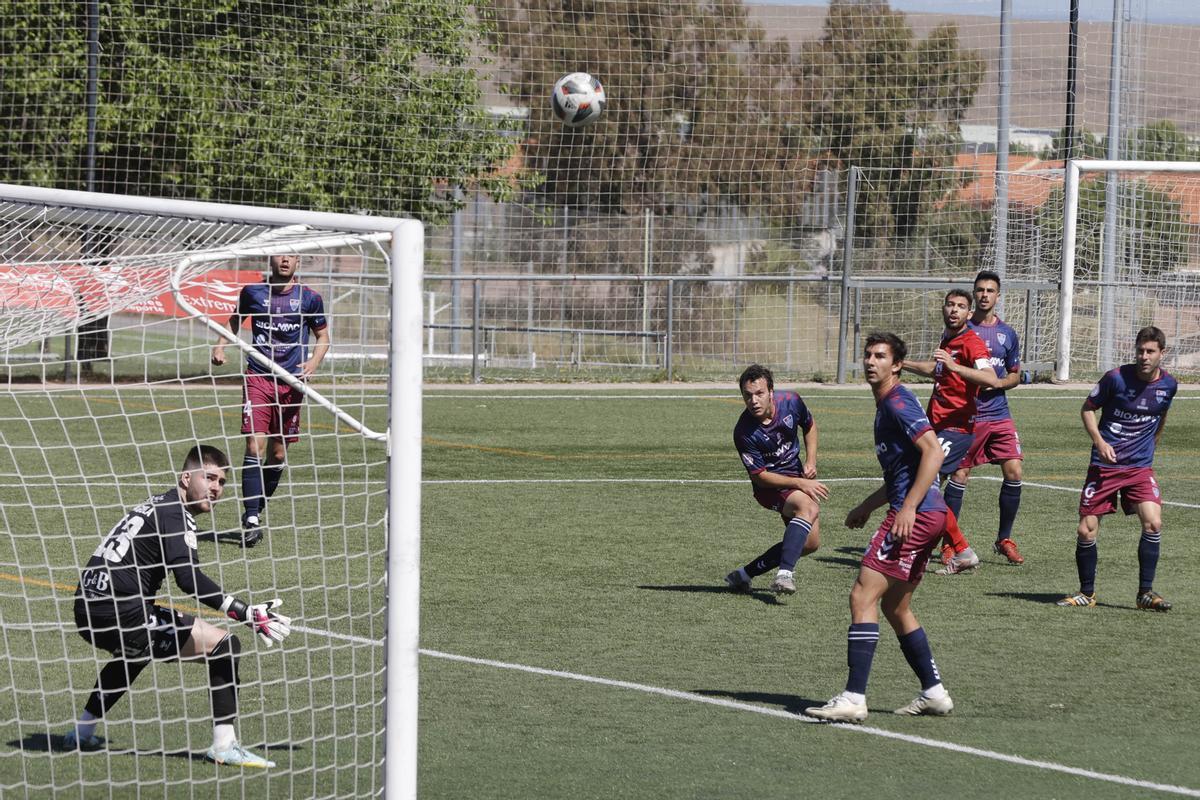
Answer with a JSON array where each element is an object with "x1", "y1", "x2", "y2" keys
[{"x1": 74, "y1": 599, "x2": 196, "y2": 661}]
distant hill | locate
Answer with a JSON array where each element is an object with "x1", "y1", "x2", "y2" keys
[{"x1": 744, "y1": 4, "x2": 1200, "y2": 136}]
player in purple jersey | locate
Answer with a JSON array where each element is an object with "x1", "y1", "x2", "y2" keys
[
  {"x1": 806, "y1": 333, "x2": 954, "y2": 722},
  {"x1": 62, "y1": 445, "x2": 291, "y2": 767},
  {"x1": 727, "y1": 364, "x2": 828, "y2": 596},
  {"x1": 212, "y1": 254, "x2": 330, "y2": 547},
  {"x1": 1058, "y1": 326, "x2": 1177, "y2": 612},
  {"x1": 951, "y1": 270, "x2": 1027, "y2": 566}
]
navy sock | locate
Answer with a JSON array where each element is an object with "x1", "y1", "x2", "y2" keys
[
  {"x1": 241, "y1": 455, "x2": 263, "y2": 518},
  {"x1": 845, "y1": 623, "x2": 880, "y2": 695},
  {"x1": 897, "y1": 627, "x2": 943, "y2": 691},
  {"x1": 998, "y1": 480, "x2": 1022, "y2": 540},
  {"x1": 778, "y1": 517, "x2": 813, "y2": 572},
  {"x1": 744, "y1": 542, "x2": 783, "y2": 578},
  {"x1": 1138, "y1": 530, "x2": 1161, "y2": 594},
  {"x1": 1076, "y1": 538, "x2": 1098, "y2": 595},
  {"x1": 263, "y1": 463, "x2": 285, "y2": 500},
  {"x1": 942, "y1": 479, "x2": 965, "y2": 518}
]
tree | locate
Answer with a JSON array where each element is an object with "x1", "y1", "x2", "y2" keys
[
  {"x1": 796, "y1": 1, "x2": 984, "y2": 242},
  {"x1": 486, "y1": 0, "x2": 803, "y2": 216},
  {"x1": 0, "y1": 0, "x2": 516, "y2": 219}
]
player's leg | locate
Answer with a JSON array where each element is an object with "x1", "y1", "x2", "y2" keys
[
  {"x1": 63, "y1": 603, "x2": 153, "y2": 750},
  {"x1": 994, "y1": 456, "x2": 1025, "y2": 563},
  {"x1": 769, "y1": 492, "x2": 820, "y2": 594},
  {"x1": 262, "y1": 384, "x2": 303, "y2": 510},
  {"x1": 934, "y1": 432, "x2": 978, "y2": 572},
  {"x1": 881, "y1": 581, "x2": 953, "y2": 716},
  {"x1": 1058, "y1": 514, "x2": 1100, "y2": 607},
  {"x1": 182, "y1": 617, "x2": 276, "y2": 768},
  {"x1": 1133, "y1": 499, "x2": 1170, "y2": 611},
  {"x1": 261, "y1": 435, "x2": 288, "y2": 508},
  {"x1": 805, "y1": 565, "x2": 888, "y2": 722}
]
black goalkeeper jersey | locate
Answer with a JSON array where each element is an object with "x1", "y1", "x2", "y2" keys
[{"x1": 75, "y1": 488, "x2": 223, "y2": 621}]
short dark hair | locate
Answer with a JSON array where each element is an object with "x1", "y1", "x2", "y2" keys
[
  {"x1": 864, "y1": 331, "x2": 908, "y2": 363},
  {"x1": 945, "y1": 288, "x2": 973, "y2": 307},
  {"x1": 738, "y1": 363, "x2": 774, "y2": 392},
  {"x1": 1135, "y1": 325, "x2": 1167, "y2": 350},
  {"x1": 181, "y1": 444, "x2": 230, "y2": 473},
  {"x1": 974, "y1": 270, "x2": 1002, "y2": 290}
]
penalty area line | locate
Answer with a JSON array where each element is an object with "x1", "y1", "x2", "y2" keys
[{"x1": 422, "y1": 648, "x2": 1200, "y2": 798}]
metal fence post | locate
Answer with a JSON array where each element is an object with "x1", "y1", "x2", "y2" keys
[
  {"x1": 471, "y1": 278, "x2": 482, "y2": 384},
  {"x1": 665, "y1": 278, "x2": 674, "y2": 381},
  {"x1": 836, "y1": 166, "x2": 859, "y2": 383}
]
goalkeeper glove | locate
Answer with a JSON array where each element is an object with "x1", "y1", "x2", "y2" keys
[{"x1": 220, "y1": 596, "x2": 293, "y2": 647}]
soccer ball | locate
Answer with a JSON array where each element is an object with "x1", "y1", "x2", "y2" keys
[{"x1": 551, "y1": 72, "x2": 606, "y2": 128}]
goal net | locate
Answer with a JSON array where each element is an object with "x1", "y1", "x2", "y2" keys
[
  {"x1": 1057, "y1": 159, "x2": 1200, "y2": 381},
  {"x1": 0, "y1": 185, "x2": 422, "y2": 798}
]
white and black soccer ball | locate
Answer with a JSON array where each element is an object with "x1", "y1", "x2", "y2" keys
[{"x1": 550, "y1": 72, "x2": 606, "y2": 128}]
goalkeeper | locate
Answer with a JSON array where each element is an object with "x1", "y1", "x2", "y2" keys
[{"x1": 62, "y1": 444, "x2": 291, "y2": 768}]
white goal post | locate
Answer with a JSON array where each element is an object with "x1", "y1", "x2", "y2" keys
[
  {"x1": 1057, "y1": 159, "x2": 1200, "y2": 382},
  {"x1": 0, "y1": 184, "x2": 422, "y2": 798}
]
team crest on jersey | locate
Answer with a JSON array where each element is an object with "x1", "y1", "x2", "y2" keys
[
  {"x1": 783, "y1": 414, "x2": 794, "y2": 429},
  {"x1": 997, "y1": 333, "x2": 1006, "y2": 344},
  {"x1": 1156, "y1": 389, "x2": 1169, "y2": 399},
  {"x1": 289, "y1": 298, "x2": 301, "y2": 311},
  {"x1": 741, "y1": 452, "x2": 754, "y2": 467}
]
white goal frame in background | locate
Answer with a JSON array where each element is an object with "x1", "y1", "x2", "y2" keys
[
  {"x1": 1057, "y1": 159, "x2": 1200, "y2": 382},
  {"x1": 0, "y1": 183, "x2": 423, "y2": 800}
]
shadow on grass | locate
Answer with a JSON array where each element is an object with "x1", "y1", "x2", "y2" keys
[
  {"x1": 637, "y1": 585, "x2": 785, "y2": 606},
  {"x1": 986, "y1": 591, "x2": 1132, "y2": 611},
  {"x1": 691, "y1": 689, "x2": 829, "y2": 717},
  {"x1": 15, "y1": 733, "x2": 304, "y2": 759},
  {"x1": 812, "y1": 555, "x2": 861, "y2": 570}
]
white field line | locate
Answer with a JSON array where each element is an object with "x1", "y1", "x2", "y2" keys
[
  {"x1": 5, "y1": 475, "x2": 1200, "y2": 509},
  {"x1": 7, "y1": 611, "x2": 1198, "y2": 795},
  {"x1": 421, "y1": 648, "x2": 1200, "y2": 799}
]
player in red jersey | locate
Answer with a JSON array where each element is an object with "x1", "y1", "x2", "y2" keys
[{"x1": 903, "y1": 290, "x2": 1005, "y2": 575}]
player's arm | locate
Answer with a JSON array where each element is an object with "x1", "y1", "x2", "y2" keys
[
  {"x1": 801, "y1": 420, "x2": 818, "y2": 479},
  {"x1": 995, "y1": 370, "x2": 1021, "y2": 391},
  {"x1": 749, "y1": 469, "x2": 829, "y2": 502},
  {"x1": 845, "y1": 484, "x2": 888, "y2": 528},
  {"x1": 893, "y1": 430, "x2": 944, "y2": 540},
  {"x1": 901, "y1": 359, "x2": 936, "y2": 378},
  {"x1": 170, "y1": 562, "x2": 292, "y2": 647},
  {"x1": 299, "y1": 325, "x2": 330, "y2": 379},
  {"x1": 1080, "y1": 400, "x2": 1117, "y2": 464},
  {"x1": 211, "y1": 309, "x2": 243, "y2": 366},
  {"x1": 933, "y1": 350, "x2": 1004, "y2": 388},
  {"x1": 1155, "y1": 409, "x2": 1170, "y2": 447}
]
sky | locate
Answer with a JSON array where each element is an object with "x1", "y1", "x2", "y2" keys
[{"x1": 755, "y1": 0, "x2": 1200, "y2": 26}]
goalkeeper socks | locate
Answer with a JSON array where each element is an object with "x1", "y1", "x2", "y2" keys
[
  {"x1": 998, "y1": 480, "x2": 1023, "y2": 539},
  {"x1": 779, "y1": 517, "x2": 813, "y2": 571},
  {"x1": 241, "y1": 455, "x2": 264, "y2": 517},
  {"x1": 84, "y1": 659, "x2": 150, "y2": 718},
  {"x1": 897, "y1": 627, "x2": 942, "y2": 691},
  {"x1": 845, "y1": 623, "x2": 879, "y2": 695},
  {"x1": 1076, "y1": 538, "x2": 1098, "y2": 595},
  {"x1": 942, "y1": 479, "x2": 966, "y2": 518},
  {"x1": 212, "y1": 724, "x2": 236, "y2": 751},
  {"x1": 262, "y1": 462, "x2": 285, "y2": 500},
  {"x1": 1138, "y1": 530, "x2": 1162, "y2": 594},
  {"x1": 744, "y1": 542, "x2": 783, "y2": 578},
  {"x1": 208, "y1": 634, "x2": 242, "y2": 725},
  {"x1": 75, "y1": 711, "x2": 98, "y2": 740}
]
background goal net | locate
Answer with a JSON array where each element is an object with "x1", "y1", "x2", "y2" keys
[{"x1": 0, "y1": 185, "x2": 422, "y2": 798}]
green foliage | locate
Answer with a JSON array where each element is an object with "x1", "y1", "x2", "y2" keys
[
  {"x1": 1037, "y1": 178, "x2": 1189, "y2": 278},
  {"x1": 797, "y1": 5, "x2": 984, "y2": 241},
  {"x1": 0, "y1": 0, "x2": 516, "y2": 219},
  {"x1": 487, "y1": 0, "x2": 983, "y2": 237}
]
